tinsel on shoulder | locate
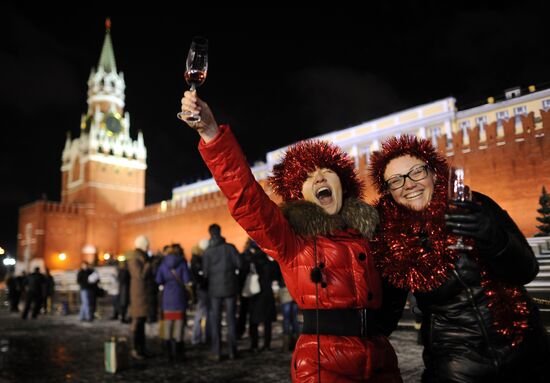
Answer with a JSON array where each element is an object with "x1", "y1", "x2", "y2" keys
[
  {"x1": 372, "y1": 180, "x2": 460, "y2": 292},
  {"x1": 369, "y1": 134, "x2": 529, "y2": 346},
  {"x1": 373, "y1": 188, "x2": 530, "y2": 346}
]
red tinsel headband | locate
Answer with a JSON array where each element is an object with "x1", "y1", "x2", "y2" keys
[
  {"x1": 369, "y1": 135, "x2": 449, "y2": 194},
  {"x1": 269, "y1": 140, "x2": 363, "y2": 202}
]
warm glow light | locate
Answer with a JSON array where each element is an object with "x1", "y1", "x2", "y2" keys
[
  {"x1": 117, "y1": 255, "x2": 126, "y2": 262},
  {"x1": 0, "y1": 247, "x2": 5, "y2": 255},
  {"x1": 58, "y1": 253, "x2": 67, "y2": 261},
  {"x1": 3, "y1": 257, "x2": 16, "y2": 266},
  {"x1": 103, "y1": 253, "x2": 111, "y2": 260}
]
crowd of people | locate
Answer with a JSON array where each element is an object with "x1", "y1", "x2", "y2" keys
[
  {"x1": 121, "y1": 227, "x2": 296, "y2": 362},
  {"x1": 70, "y1": 228, "x2": 298, "y2": 362},
  {"x1": 6, "y1": 267, "x2": 55, "y2": 319},
  {"x1": 5, "y1": 227, "x2": 299, "y2": 366}
]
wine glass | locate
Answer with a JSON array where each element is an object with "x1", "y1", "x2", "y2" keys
[
  {"x1": 177, "y1": 36, "x2": 208, "y2": 122},
  {"x1": 447, "y1": 166, "x2": 473, "y2": 250}
]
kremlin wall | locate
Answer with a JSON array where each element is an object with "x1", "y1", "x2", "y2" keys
[{"x1": 17, "y1": 26, "x2": 550, "y2": 272}]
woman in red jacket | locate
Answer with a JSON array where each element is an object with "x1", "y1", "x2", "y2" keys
[{"x1": 180, "y1": 91, "x2": 402, "y2": 383}]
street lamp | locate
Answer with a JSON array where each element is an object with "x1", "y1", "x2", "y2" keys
[{"x1": 2, "y1": 257, "x2": 16, "y2": 266}]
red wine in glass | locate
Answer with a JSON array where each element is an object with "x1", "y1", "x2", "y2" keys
[
  {"x1": 177, "y1": 36, "x2": 208, "y2": 122},
  {"x1": 447, "y1": 167, "x2": 473, "y2": 250},
  {"x1": 184, "y1": 69, "x2": 207, "y2": 89}
]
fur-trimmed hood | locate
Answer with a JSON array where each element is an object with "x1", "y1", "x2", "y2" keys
[{"x1": 280, "y1": 198, "x2": 379, "y2": 239}]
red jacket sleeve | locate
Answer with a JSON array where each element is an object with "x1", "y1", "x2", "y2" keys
[{"x1": 198, "y1": 125, "x2": 298, "y2": 264}]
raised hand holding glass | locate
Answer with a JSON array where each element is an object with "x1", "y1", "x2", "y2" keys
[{"x1": 177, "y1": 36, "x2": 208, "y2": 122}]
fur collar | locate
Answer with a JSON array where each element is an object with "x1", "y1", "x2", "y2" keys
[{"x1": 280, "y1": 198, "x2": 379, "y2": 239}]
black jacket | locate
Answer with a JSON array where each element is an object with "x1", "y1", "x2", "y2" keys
[
  {"x1": 378, "y1": 192, "x2": 550, "y2": 383},
  {"x1": 247, "y1": 248, "x2": 280, "y2": 324},
  {"x1": 77, "y1": 268, "x2": 91, "y2": 290},
  {"x1": 202, "y1": 235, "x2": 242, "y2": 298},
  {"x1": 190, "y1": 254, "x2": 208, "y2": 291}
]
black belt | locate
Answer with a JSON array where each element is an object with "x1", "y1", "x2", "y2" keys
[{"x1": 301, "y1": 308, "x2": 378, "y2": 338}]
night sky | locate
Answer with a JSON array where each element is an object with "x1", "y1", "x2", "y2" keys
[{"x1": 2, "y1": 4, "x2": 549, "y2": 256}]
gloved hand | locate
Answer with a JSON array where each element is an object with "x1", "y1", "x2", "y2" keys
[{"x1": 445, "y1": 200, "x2": 505, "y2": 252}]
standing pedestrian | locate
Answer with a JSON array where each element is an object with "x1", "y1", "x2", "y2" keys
[
  {"x1": 43, "y1": 268, "x2": 55, "y2": 314},
  {"x1": 77, "y1": 262, "x2": 92, "y2": 322},
  {"x1": 156, "y1": 244, "x2": 191, "y2": 361},
  {"x1": 22, "y1": 267, "x2": 45, "y2": 319},
  {"x1": 190, "y1": 243, "x2": 210, "y2": 346},
  {"x1": 127, "y1": 235, "x2": 153, "y2": 360},
  {"x1": 203, "y1": 224, "x2": 242, "y2": 361}
]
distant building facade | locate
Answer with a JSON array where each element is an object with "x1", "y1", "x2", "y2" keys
[{"x1": 17, "y1": 24, "x2": 550, "y2": 271}]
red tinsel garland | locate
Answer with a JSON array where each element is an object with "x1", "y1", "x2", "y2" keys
[
  {"x1": 374, "y1": 178, "x2": 459, "y2": 292},
  {"x1": 374, "y1": 184, "x2": 529, "y2": 347}
]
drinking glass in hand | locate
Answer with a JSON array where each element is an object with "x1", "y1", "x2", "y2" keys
[
  {"x1": 177, "y1": 36, "x2": 208, "y2": 122},
  {"x1": 447, "y1": 166, "x2": 473, "y2": 250}
]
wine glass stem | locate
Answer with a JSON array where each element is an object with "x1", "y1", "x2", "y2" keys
[{"x1": 190, "y1": 83, "x2": 196, "y2": 92}]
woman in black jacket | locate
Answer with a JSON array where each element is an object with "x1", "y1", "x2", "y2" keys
[
  {"x1": 244, "y1": 239, "x2": 280, "y2": 352},
  {"x1": 370, "y1": 135, "x2": 550, "y2": 383}
]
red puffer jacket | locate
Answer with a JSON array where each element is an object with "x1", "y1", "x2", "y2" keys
[{"x1": 199, "y1": 125, "x2": 401, "y2": 383}]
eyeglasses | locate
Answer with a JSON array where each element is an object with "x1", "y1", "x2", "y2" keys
[{"x1": 385, "y1": 165, "x2": 429, "y2": 190}]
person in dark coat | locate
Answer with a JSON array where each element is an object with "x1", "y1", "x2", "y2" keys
[
  {"x1": 245, "y1": 239, "x2": 279, "y2": 352},
  {"x1": 146, "y1": 253, "x2": 162, "y2": 323},
  {"x1": 16, "y1": 272, "x2": 27, "y2": 310},
  {"x1": 190, "y1": 242, "x2": 210, "y2": 345},
  {"x1": 369, "y1": 135, "x2": 550, "y2": 383},
  {"x1": 110, "y1": 261, "x2": 130, "y2": 322},
  {"x1": 6, "y1": 272, "x2": 21, "y2": 313},
  {"x1": 202, "y1": 223, "x2": 242, "y2": 361},
  {"x1": 156, "y1": 244, "x2": 191, "y2": 361},
  {"x1": 43, "y1": 268, "x2": 55, "y2": 314},
  {"x1": 117, "y1": 261, "x2": 131, "y2": 323},
  {"x1": 77, "y1": 262, "x2": 92, "y2": 321},
  {"x1": 22, "y1": 267, "x2": 45, "y2": 319}
]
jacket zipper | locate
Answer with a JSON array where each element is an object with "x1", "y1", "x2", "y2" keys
[{"x1": 452, "y1": 269, "x2": 500, "y2": 370}]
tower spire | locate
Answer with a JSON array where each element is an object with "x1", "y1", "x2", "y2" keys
[{"x1": 98, "y1": 18, "x2": 117, "y2": 73}]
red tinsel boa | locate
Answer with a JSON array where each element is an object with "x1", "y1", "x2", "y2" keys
[
  {"x1": 373, "y1": 184, "x2": 530, "y2": 347},
  {"x1": 268, "y1": 140, "x2": 363, "y2": 202},
  {"x1": 373, "y1": 179, "x2": 459, "y2": 292}
]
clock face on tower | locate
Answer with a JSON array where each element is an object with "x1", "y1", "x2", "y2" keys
[
  {"x1": 81, "y1": 114, "x2": 93, "y2": 132},
  {"x1": 102, "y1": 112, "x2": 123, "y2": 136}
]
